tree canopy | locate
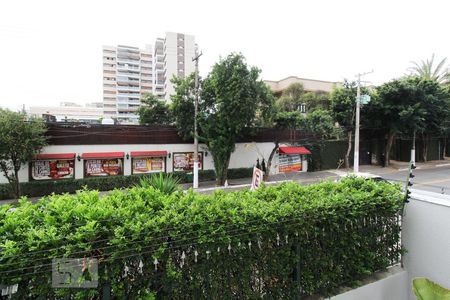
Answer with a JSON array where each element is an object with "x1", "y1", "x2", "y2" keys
[
  {"x1": 409, "y1": 54, "x2": 450, "y2": 84},
  {"x1": 138, "y1": 93, "x2": 172, "y2": 126},
  {"x1": 0, "y1": 109, "x2": 47, "y2": 198}
]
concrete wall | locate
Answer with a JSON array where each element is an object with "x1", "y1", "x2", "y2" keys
[
  {"x1": 0, "y1": 142, "x2": 301, "y2": 184},
  {"x1": 331, "y1": 267, "x2": 408, "y2": 300},
  {"x1": 403, "y1": 190, "x2": 450, "y2": 299}
]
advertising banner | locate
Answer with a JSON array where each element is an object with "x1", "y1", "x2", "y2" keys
[
  {"x1": 279, "y1": 154, "x2": 302, "y2": 173},
  {"x1": 85, "y1": 159, "x2": 123, "y2": 177},
  {"x1": 173, "y1": 152, "x2": 203, "y2": 172},
  {"x1": 32, "y1": 159, "x2": 75, "y2": 180},
  {"x1": 132, "y1": 157, "x2": 164, "y2": 174}
]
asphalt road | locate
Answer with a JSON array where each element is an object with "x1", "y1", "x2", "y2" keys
[{"x1": 367, "y1": 165, "x2": 450, "y2": 195}]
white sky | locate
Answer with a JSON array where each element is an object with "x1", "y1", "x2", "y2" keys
[{"x1": 0, "y1": 0, "x2": 449, "y2": 110}]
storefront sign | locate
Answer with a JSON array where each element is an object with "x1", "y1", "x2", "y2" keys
[
  {"x1": 173, "y1": 152, "x2": 203, "y2": 172},
  {"x1": 279, "y1": 154, "x2": 302, "y2": 173},
  {"x1": 85, "y1": 159, "x2": 123, "y2": 177},
  {"x1": 132, "y1": 157, "x2": 165, "y2": 174},
  {"x1": 31, "y1": 159, "x2": 75, "y2": 180}
]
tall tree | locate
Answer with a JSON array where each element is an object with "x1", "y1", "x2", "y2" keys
[
  {"x1": 138, "y1": 93, "x2": 172, "y2": 125},
  {"x1": 200, "y1": 53, "x2": 274, "y2": 185},
  {"x1": 170, "y1": 74, "x2": 196, "y2": 140},
  {"x1": 0, "y1": 109, "x2": 47, "y2": 198},
  {"x1": 330, "y1": 81, "x2": 358, "y2": 169},
  {"x1": 409, "y1": 54, "x2": 450, "y2": 84}
]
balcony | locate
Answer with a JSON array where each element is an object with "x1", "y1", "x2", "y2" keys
[
  {"x1": 117, "y1": 86, "x2": 140, "y2": 92},
  {"x1": 117, "y1": 93, "x2": 140, "y2": 98},
  {"x1": 116, "y1": 58, "x2": 140, "y2": 65}
]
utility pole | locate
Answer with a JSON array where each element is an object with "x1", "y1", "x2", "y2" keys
[
  {"x1": 192, "y1": 51, "x2": 202, "y2": 189},
  {"x1": 353, "y1": 70, "x2": 373, "y2": 173}
]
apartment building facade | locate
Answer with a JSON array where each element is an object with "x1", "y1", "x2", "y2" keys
[
  {"x1": 102, "y1": 45, "x2": 153, "y2": 123},
  {"x1": 102, "y1": 32, "x2": 197, "y2": 123}
]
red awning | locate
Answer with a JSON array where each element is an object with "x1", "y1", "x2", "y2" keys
[
  {"x1": 130, "y1": 151, "x2": 168, "y2": 157},
  {"x1": 81, "y1": 152, "x2": 124, "y2": 159},
  {"x1": 35, "y1": 153, "x2": 76, "y2": 160},
  {"x1": 279, "y1": 146, "x2": 311, "y2": 155}
]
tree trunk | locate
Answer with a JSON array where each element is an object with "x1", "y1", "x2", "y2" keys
[
  {"x1": 264, "y1": 141, "x2": 279, "y2": 181},
  {"x1": 216, "y1": 156, "x2": 231, "y2": 186},
  {"x1": 344, "y1": 131, "x2": 352, "y2": 169},
  {"x1": 13, "y1": 168, "x2": 21, "y2": 199},
  {"x1": 385, "y1": 132, "x2": 395, "y2": 167},
  {"x1": 422, "y1": 133, "x2": 428, "y2": 162},
  {"x1": 443, "y1": 136, "x2": 447, "y2": 159}
]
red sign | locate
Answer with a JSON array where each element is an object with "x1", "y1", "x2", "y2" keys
[
  {"x1": 31, "y1": 159, "x2": 75, "y2": 180},
  {"x1": 173, "y1": 152, "x2": 203, "y2": 172},
  {"x1": 85, "y1": 159, "x2": 123, "y2": 177}
]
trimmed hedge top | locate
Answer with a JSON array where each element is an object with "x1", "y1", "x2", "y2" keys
[{"x1": 0, "y1": 177, "x2": 403, "y2": 299}]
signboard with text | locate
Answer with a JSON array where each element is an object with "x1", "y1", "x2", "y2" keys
[
  {"x1": 132, "y1": 157, "x2": 165, "y2": 174},
  {"x1": 173, "y1": 152, "x2": 203, "y2": 172},
  {"x1": 31, "y1": 159, "x2": 75, "y2": 180},
  {"x1": 84, "y1": 159, "x2": 123, "y2": 177},
  {"x1": 279, "y1": 154, "x2": 302, "y2": 173}
]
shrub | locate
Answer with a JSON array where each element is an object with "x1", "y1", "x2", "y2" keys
[
  {"x1": 0, "y1": 168, "x2": 249, "y2": 200},
  {"x1": 0, "y1": 178, "x2": 403, "y2": 299},
  {"x1": 137, "y1": 173, "x2": 180, "y2": 194}
]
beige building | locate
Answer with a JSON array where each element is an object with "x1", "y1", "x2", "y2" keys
[
  {"x1": 29, "y1": 103, "x2": 104, "y2": 123},
  {"x1": 264, "y1": 76, "x2": 339, "y2": 97}
]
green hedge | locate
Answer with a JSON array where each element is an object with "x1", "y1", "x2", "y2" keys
[
  {"x1": 0, "y1": 178, "x2": 403, "y2": 299},
  {"x1": 0, "y1": 168, "x2": 252, "y2": 200}
]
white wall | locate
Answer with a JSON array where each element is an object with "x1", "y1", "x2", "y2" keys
[
  {"x1": 331, "y1": 268, "x2": 408, "y2": 300},
  {"x1": 403, "y1": 190, "x2": 450, "y2": 299},
  {"x1": 0, "y1": 142, "x2": 279, "y2": 184}
]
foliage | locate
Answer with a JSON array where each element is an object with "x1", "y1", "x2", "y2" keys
[
  {"x1": 409, "y1": 54, "x2": 450, "y2": 84},
  {"x1": 137, "y1": 173, "x2": 180, "y2": 194},
  {"x1": 370, "y1": 76, "x2": 450, "y2": 164},
  {"x1": 413, "y1": 278, "x2": 450, "y2": 300},
  {"x1": 0, "y1": 169, "x2": 253, "y2": 200},
  {"x1": 304, "y1": 109, "x2": 341, "y2": 139},
  {"x1": 0, "y1": 109, "x2": 47, "y2": 198},
  {"x1": 276, "y1": 83, "x2": 330, "y2": 113},
  {"x1": 276, "y1": 83, "x2": 305, "y2": 111},
  {"x1": 0, "y1": 178, "x2": 403, "y2": 299},
  {"x1": 170, "y1": 74, "x2": 197, "y2": 140},
  {"x1": 138, "y1": 93, "x2": 172, "y2": 125},
  {"x1": 199, "y1": 53, "x2": 274, "y2": 185},
  {"x1": 274, "y1": 111, "x2": 304, "y2": 129}
]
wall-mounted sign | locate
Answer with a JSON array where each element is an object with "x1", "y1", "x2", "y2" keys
[
  {"x1": 85, "y1": 159, "x2": 123, "y2": 177},
  {"x1": 279, "y1": 154, "x2": 302, "y2": 173},
  {"x1": 132, "y1": 157, "x2": 165, "y2": 174},
  {"x1": 173, "y1": 152, "x2": 203, "y2": 172},
  {"x1": 31, "y1": 159, "x2": 75, "y2": 180}
]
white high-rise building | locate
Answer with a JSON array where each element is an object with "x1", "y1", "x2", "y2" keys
[{"x1": 102, "y1": 32, "x2": 197, "y2": 123}]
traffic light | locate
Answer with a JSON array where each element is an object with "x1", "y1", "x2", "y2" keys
[{"x1": 404, "y1": 162, "x2": 416, "y2": 203}]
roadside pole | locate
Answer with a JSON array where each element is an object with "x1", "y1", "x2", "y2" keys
[
  {"x1": 192, "y1": 51, "x2": 202, "y2": 189},
  {"x1": 353, "y1": 70, "x2": 373, "y2": 173}
]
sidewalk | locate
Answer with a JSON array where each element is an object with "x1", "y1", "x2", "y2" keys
[{"x1": 389, "y1": 158, "x2": 450, "y2": 170}]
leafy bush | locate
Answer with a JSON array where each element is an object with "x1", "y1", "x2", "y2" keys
[
  {"x1": 0, "y1": 177, "x2": 403, "y2": 299},
  {"x1": 137, "y1": 173, "x2": 180, "y2": 194},
  {"x1": 0, "y1": 168, "x2": 248, "y2": 200}
]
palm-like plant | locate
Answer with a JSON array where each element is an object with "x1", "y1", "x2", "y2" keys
[
  {"x1": 136, "y1": 172, "x2": 180, "y2": 194},
  {"x1": 409, "y1": 54, "x2": 450, "y2": 84}
]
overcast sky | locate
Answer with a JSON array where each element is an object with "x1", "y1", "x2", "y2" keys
[{"x1": 1, "y1": 0, "x2": 449, "y2": 110}]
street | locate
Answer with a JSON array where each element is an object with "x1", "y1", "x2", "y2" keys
[{"x1": 360, "y1": 164, "x2": 450, "y2": 195}]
